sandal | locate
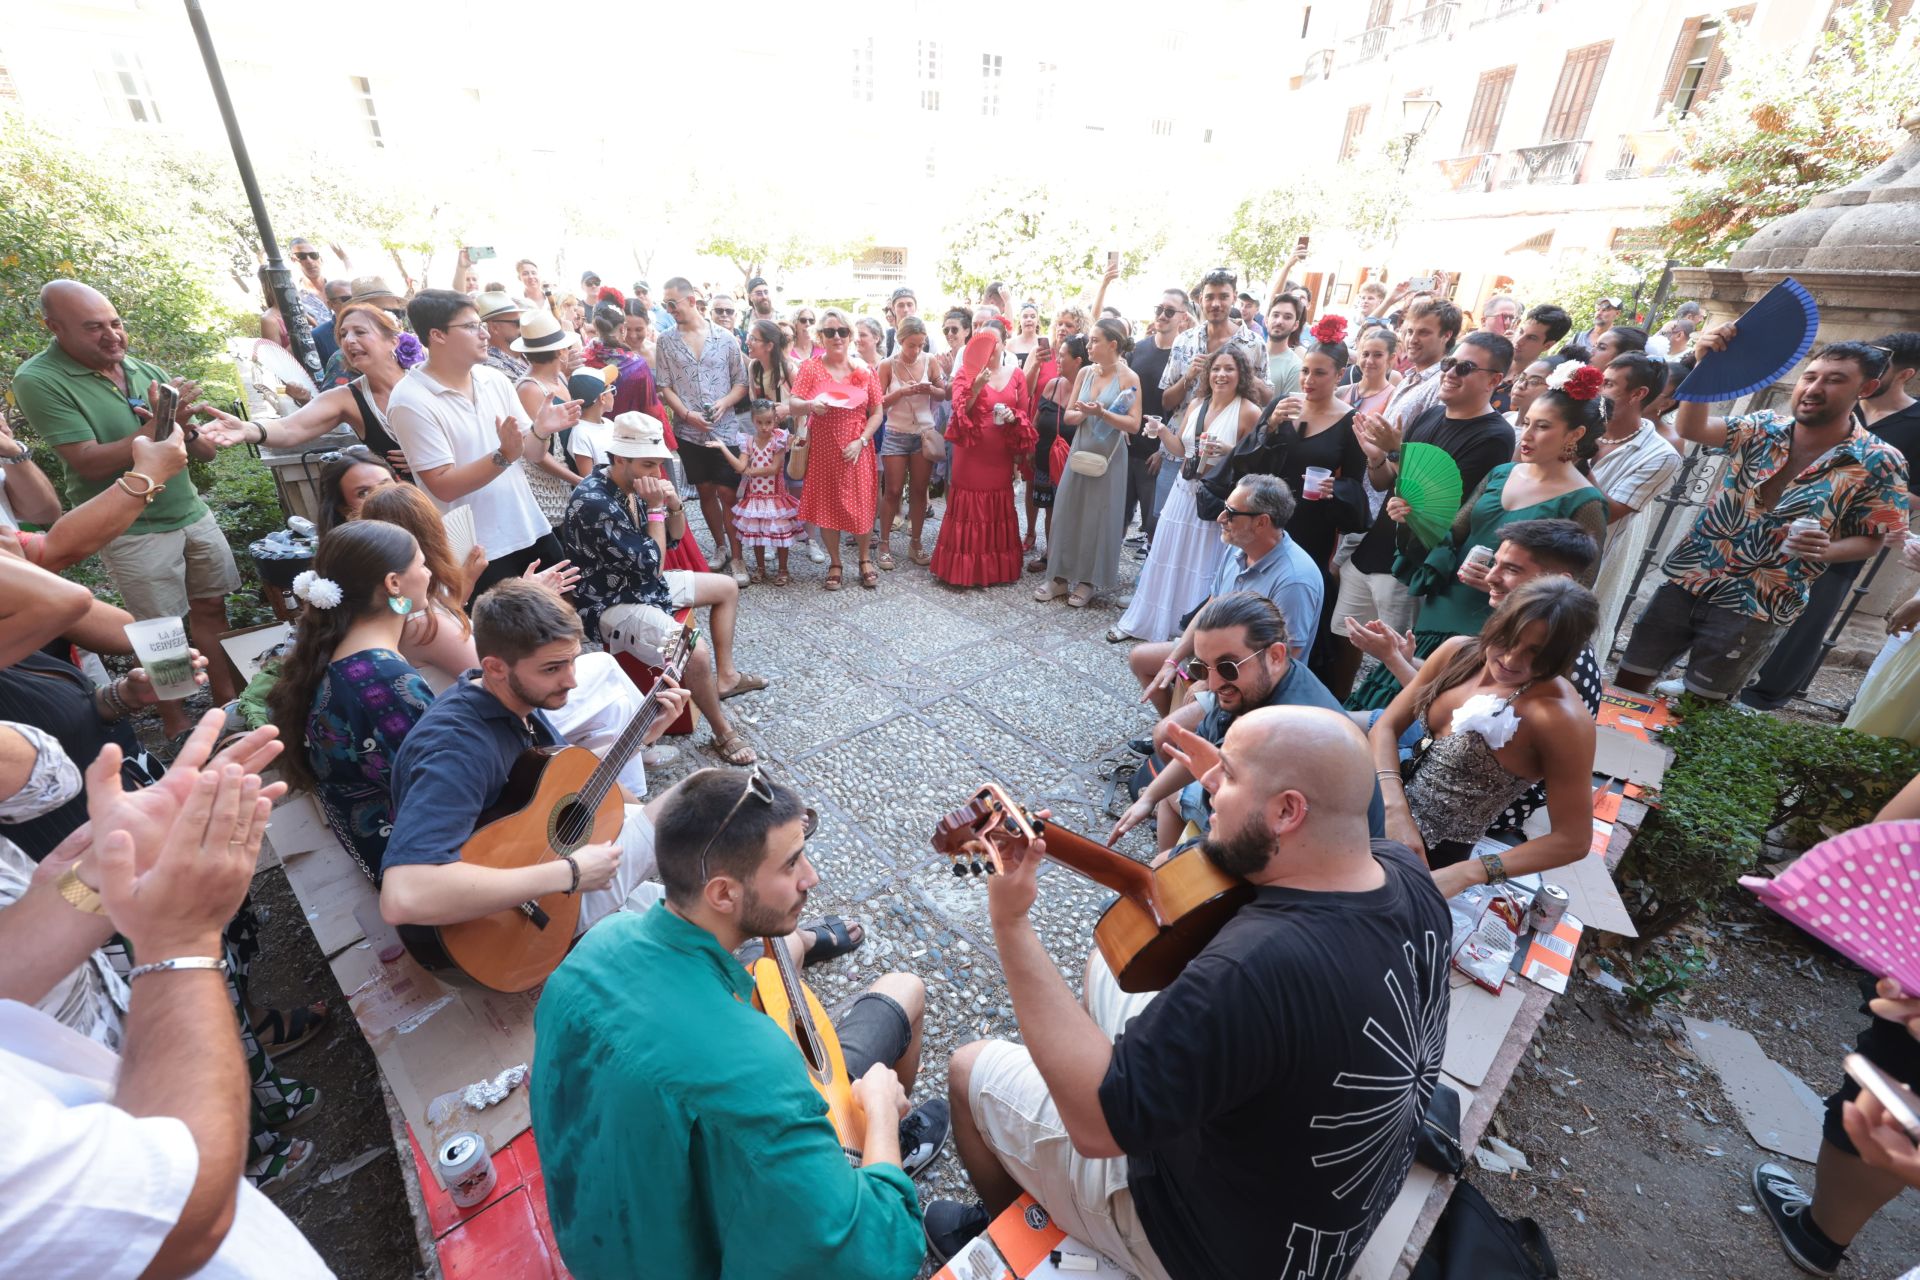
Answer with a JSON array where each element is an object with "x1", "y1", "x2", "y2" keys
[
  {"x1": 859, "y1": 560, "x2": 879, "y2": 589},
  {"x1": 1021, "y1": 533, "x2": 1037, "y2": 553},
  {"x1": 1067, "y1": 586, "x2": 1096, "y2": 608},
  {"x1": 719, "y1": 672, "x2": 769, "y2": 700},
  {"x1": 712, "y1": 731, "x2": 757, "y2": 766},
  {"x1": 1033, "y1": 578, "x2": 1068, "y2": 602},
  {"x1": 1026, "y1": 555, "x2": 1049, "y2": 574},
  {"x1": 801, "y1": 915, "x2": 866, "y2": 967},
  {"x1": 824, "y1": 566, "x2": 843, "y2": 591},
  {"x1": 248, "y1": 1133, "x2": 318, "y2": 1192},
  {"x1": 909, "y1": 543, "x2": 931, "y2": 566},
  {"x1": 876, "y1": 549, "x2": 897, "y2": 571},
  {"x1": 254, "y1": 1000, "x2": 330, "y2": 1058},
  {"x1": 257, "y1": 1080, "x2": 324, "y2": 1131},
  {"x1": 773, "y1": 571, "x2": 790, "y2": 586}
]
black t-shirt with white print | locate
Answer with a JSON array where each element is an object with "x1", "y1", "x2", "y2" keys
[{"x1": 1098, "y1": 840, "x2": 1451, "y2": 1280}]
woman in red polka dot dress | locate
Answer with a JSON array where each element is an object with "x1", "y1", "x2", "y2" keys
[{"x1": 789, "y1": 308, "x2": 884, "y2": 589}]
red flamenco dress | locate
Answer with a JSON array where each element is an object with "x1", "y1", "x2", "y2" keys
[{"x1": 932, "y1": 370, "x2": 1035, "y2": 586}]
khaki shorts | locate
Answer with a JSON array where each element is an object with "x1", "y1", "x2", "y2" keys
[
  {"x1": 965, "y1": 953, "x2": 1171, "y2": 1280},
  {"x1": 99, "y1": 510, "x2": 241, "y2": 620},
  {"x1": 597, "y1": 575, "x2": 698, "y2": 661},
  {"x1": 1331, "y1": 566, "x2": 1418, "y2": 635},
  {"x1": 575, "y1": 803, "x2": 663, "y2": 935}
]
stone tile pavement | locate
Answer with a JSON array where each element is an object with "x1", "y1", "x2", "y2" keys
[{"x1": 652, "y1": 494, "x2": 1165, "y2": 1205}]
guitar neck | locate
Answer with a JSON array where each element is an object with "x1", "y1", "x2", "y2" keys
[
  {"x1": 576, "y1": 644, "x2": 691, "y2": 811},
  {"x1": 1032, "y1": 819, "x2": 1160, "y2": 909}
]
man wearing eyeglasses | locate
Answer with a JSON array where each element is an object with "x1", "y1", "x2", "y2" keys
[
  {"x1": 1158, "y1": 270, "x2": 1270, "y2": 417},
  {"x1": 710, "y1": 294, "x2": 745, "y2": 348},
  {"x1": 530, "y1": 765, "x2": 945, "y2": 1279},
  {"x1": 1490, "y1": 304, "x2": 1572, "y2": 416}
]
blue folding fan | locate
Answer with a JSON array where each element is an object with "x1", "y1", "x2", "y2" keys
[{"x1": 1672, "y1": 277, "x2": 1820, "y2": 404}]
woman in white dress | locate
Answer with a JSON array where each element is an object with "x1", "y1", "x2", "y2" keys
[
  {"x1": 1109, "y1": 345, "x2": 1263, "y2": 643},
  {"x1": 1586, "y1": 356, "x2": 1682, "y2": 657}
]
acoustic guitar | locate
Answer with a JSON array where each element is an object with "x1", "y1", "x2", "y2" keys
[
  {"x1": 398, "y1": 624, "x2": 698, "y2": 993},
  {"x1": 931, "y1": 783, "x2": 1254, "y2": 993},
  {"x1": 752, "y1": 936, "x2": 865, "y2": 1161}
]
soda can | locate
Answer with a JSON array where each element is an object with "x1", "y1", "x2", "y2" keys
[
  {"x1": 437, "y1": 1131, "x2": 497, "y2": 1209},
  {"x1": 1528, "y1": 884, "x2": 1570, "y2": 934}
]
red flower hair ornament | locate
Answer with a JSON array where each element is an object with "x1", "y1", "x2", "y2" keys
[
  {"x1": 1561, "y1": 365, "x2": 1605, "y2": 401},
  {"x1": 1309, "y1": 314, "x2": 1348, "y2": 345}
]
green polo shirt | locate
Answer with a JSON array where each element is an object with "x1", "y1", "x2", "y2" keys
[
  {"x1": 530, "y1": 906, "x2": 923, "y2": 1280},
  {"x1": 10, "y1": 341, "x2": 207, "y2": 534}
]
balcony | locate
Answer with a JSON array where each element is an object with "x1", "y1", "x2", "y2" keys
[
  {"x1": 1497, "y1": 140, "x2": 1590, "y2": 187},
  {"x1": 1337, "y1": 25, "x2": 1392, "y2": 68},
  {"x1": 1435, "y1": 152, "x2": 1498, "y2": 192},
  {"x1": 1473, "y1": 0, "x2": 1541, "y2": 23},
  {"x1": 1604, "y1": 129, "x2": 1683, "y2": 180},
  {"x1": 1397, "y1": 2, "x2": 1460, "y2": 47},
  {"x1": 1302, "y1": 48, "x2": 1334, "y2": 83}
]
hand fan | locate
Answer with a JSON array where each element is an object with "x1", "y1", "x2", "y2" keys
[
  {"x1": 1672, "y1": 277, "x2": 1820, "y2": 404},
  {"x1": 250, "y1": 339, "x2": 319, "y2": 400},
  {"x1": 1740, "y1": 820, "x2": 1920, "y2": 992},
  {"x1": 954, "y1": 330, "x2": 1000, "y2": 386},
  {"x1": 816, "y1": 382, "x2": 867, "y2": 412},
  {"x1": 1395, "y1": 441, "x2": 1463, "y2": 548}
]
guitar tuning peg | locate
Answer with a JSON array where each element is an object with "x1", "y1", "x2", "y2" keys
[
  {"x1": 969, "y1": 860, "x2": 984, "y2": 877},
  {"x1": 982, "y1": 861, "x2": 997, "y2": 876},
  {"x1": 951, "y1": 862, "x2": 969, "y2": 878}
]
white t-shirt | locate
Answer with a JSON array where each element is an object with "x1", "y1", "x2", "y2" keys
[
  {"x1": 387, "y1": 364, "x2": 549, "y2": 559},
  {"x1": 569, "y1": 416, "x2": 611, "y2": 469},
  {"x1": 0, "y1": 1000, "x2": 334, "y2": 1279}
]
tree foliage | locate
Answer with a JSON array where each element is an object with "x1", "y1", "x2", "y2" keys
[
  {"x1": 1507, "y1": 248, "x2": 1667, "y2": 336},
  {"x1": 936, "y1": 179, "x2": 1166, "y2": 306},
  {"x1": 1219, "y1": 151, "x2": 1416, "y2": 290},
  {"x1": 1665, "y1": 4, "x2": 1920, "y2": 264}
]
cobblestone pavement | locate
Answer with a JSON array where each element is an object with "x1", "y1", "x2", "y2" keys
[{"x1": 655, "y1": 493, "x2": 1164, "y2": 1207}]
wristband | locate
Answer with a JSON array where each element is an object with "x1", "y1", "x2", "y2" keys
[
  {"x1": 253, "y1": 421, "x2": 270, "y2": 447},
  {"x1": 116, "y1": 472, "x2": 164, "y2": 504},
  {"x1": 1477, "y1": 851, "x2": 1508, "y2": 886},
  {"x1": 563, "y1": 854, "x2": 581, "y2": 894},
  {"x1": 127, "y1": 956, "x2": 229, "y2": 982},
  {"x1": 102, "y1": 677, "x2": 132, "y2": 718},
  {"x1": 646, "y1": 511, "x2": 667, "y2": 524}
]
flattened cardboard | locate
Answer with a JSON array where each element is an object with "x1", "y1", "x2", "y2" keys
[
  {"x1": 264, "y1": 791, "x2": 335, "y2": 859},
  {"x1": 1592, "y1": 726, "x2": 1669, "y2": 788},
  {"x1": 1443, "y1": 978, "x2": 1529, "y2": 1087},
  {"x1": 1682, "y1": 1017, "x2": 1824, "y2": 1163},
  {"x1": 1351, "y1": 1163, "x2": 1441, "y2": 1280},
  {"x1": 280, "y1": 835, "x2": 376, "y2": 958},
  {"x1": 218, "y1": 621, "x2": 293, "y2": 681}
]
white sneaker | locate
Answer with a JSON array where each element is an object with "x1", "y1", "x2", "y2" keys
[
  {"x1": 806, "y1": 541, "x2": 827, "y2": 564},
  {"x1": 642, "y1": 743, "x2": 679, "y2": 768},
  {"x1": 1652, "y1": 678, "x2": 1687, "y2": 699}
]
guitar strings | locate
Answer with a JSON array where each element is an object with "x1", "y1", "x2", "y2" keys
[{"x1": 553, "y1": 633, "x2": 693, "y2": 849}]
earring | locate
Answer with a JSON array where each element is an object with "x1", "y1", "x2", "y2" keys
[
  {"x1": 1560, "y1": 441, "x2": 1578, "y2": 462},
  {"x1": 388, "y1": 594, "x2": 413, "y2": 615}
]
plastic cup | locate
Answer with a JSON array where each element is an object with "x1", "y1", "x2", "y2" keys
[
  {"x1": 1302, "y1": 466, "x2": 1332, "y2": 499},
  {"x1": 124, "y1": 617, "x2": 196, "y2": 700}
]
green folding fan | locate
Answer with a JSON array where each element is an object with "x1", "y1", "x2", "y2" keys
[{"x1": 1396, "y1": 442, "x2": 1463, "y2": 548}]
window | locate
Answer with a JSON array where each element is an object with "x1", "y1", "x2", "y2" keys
[
  {"x1": 922, "y1": 88, "x2": 941, "y2": 111},
  {"x1": 1659, "y1": 8, "x2": 1751, "y2": 117},
  {"x1": 0, "y1": 62, "x2": 15, "y2": 102},
  {"x1": 1302, "y1": 6, "x2": 1313, "y2": 37},
  {"x1": 1151, "y1": 118, "x2": 1173, "y2": 137},
  {"x1": 1541, "y1": 41, "x2": 1611, "y2": 142},
  {"x1": 1365, "y1": 0, "x2": 1392, "y2": 28},
  {"x1": 1340, "y1": 104, "x2": 1369, "y2": 160},
  {"x1": 1203, "y1": 127, "x2": 1214, "y2": 143},
  {"x1": 980, "y1": 52, "x2": 1002, "y2": 116},
  {"x1": 350, "y1": 76, "x2": 384, "y2": 148},
  {"x1": 918, "y1": 39, "x2": 940, "y2": 110},
  {"x1": 1460, "y1": 66, "x2": 1514, "y2": 154},
  {"x1": 96, "y1": 48, "x2": 161, "y2": 125},
  {"x1": 1035, "y1": 62, "x2": 1058, "y2": 121},
  {"x1": 851, "y1": 38, "x2": 874, "y2": 102},
  {"x1": 925, "y1": 148, "x2": 937, "y2": 180}
]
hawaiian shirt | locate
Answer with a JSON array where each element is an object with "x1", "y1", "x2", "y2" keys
[
  {"x1": 558, "y1": 466, "x2": 681, "y2": 640},
  {"x1": 1664, "y1": 411, "x2": 1910, "y2": 625},
  {"x1": 484, "y1": 344, "x2": 530, "y2": 381},
  {"x1": 1158, "y1": 320, "x2": 1267, "y2": 411},
  {"x1": 653, "y1": 322, "x2": 748, "y2": 446}
]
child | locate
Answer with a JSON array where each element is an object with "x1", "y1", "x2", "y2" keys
[
  {"x1": 706, "y1": 400, "x2": 803, "y2": 584},
  {"x1": 566, "y1": 368, "x2": 619, "y2": 475}
]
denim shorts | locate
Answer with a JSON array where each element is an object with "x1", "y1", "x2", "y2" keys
[
  {"x1": 880, "y1": 421, "x2": 931, "y2": 457},
  {"x1": 1618, "y1": 583, "x2": 1785, "y2": 700},
  {"x1": 836, "y1": 990, "x2": 913, "y2": 1079}
]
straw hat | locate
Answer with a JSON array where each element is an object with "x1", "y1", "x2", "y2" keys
[
  {"x1": 603, "y1": 412, "x2": 672, "y2": 460},
  {"x1": 475, "y1": 290, "x2": 525, "y2": 322},
  {"x1": 343, "y1": 276, "x2": 405, "y2": 308},
  {"x1": 511, "y1": 309, "x2": 582, "y2": 354}
]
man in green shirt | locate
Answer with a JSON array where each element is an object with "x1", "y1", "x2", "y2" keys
[
  {"x1": 11, "y1": 281, "x2": 240, "y2": 734},
  {"x1": 531, "y1": 767, "x2": 947, "y2": 1279}
]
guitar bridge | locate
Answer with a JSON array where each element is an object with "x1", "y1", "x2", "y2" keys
[{"x1": 516, "y1": 901, "x2": 551, "y2": 930}]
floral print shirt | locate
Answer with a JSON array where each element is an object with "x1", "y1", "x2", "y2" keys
[
  {"x1": 560, "y1": 466, "x2": 682, "y2": 641},
  {"x1": 1664, "y1": 411, "x2": 1909, "y2": 625},
  {"x1": 305, "y1": 649, "x2": 435, "y2": 880}
]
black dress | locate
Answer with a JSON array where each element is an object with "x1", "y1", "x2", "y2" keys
[
  {"x1": 1276, "y1": 408, "x2": 1366, "y2": 570},
  {"x1": 1031, "y1": 392, "x2": 1075, "y2": 509}
]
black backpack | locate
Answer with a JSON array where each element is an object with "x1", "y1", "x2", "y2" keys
[{"x1": 1410, "y1": 1179, "x2": 1559, "y2": 1280}]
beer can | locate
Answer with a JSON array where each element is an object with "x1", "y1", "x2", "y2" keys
[
  {"x1": 1528, "y1": 884, "x2": 1570, "y2": 934},
  {"x1": 437, "y1": 1131, "x2": 497, "y2": 1209}
]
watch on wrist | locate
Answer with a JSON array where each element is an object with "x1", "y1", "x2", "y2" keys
[
  {"x1": 55, "y1": 867, "x2": 108, "y2": 916},
  {"x1": 490, "y1": 448, "x2": 510, "y2": 468}
]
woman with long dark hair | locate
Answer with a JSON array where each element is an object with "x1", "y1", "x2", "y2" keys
[
  {"x1": 314, "y1": 445, "x2": 398, "y2": 533},
  {"x1": 266, "y1": 521, "x2": 436, "y2": 881},
  {"x1": 1372, "y1": 577, "x2": 1599, "y2": 898},
  {"x1": 1026, "y1": 334, "x2": 1088, "y2": 572},
  {"x1": 877, "y1": 315, "x2": 947, "y2": 568},
  {"x1": 1036, "y1": 319, "x2": 1142, "y2": 607}
]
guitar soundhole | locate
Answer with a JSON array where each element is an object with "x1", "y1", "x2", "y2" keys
[{"x1": 549, "y1": 796, "x2": 591, "y2": 853}]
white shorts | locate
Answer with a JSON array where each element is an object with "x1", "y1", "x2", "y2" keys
[
  {"x1": 1331, "y1": 566, "x2": 1418, "y2": 634},
  {"x1": 965, "y1": 953, "x2": 1171, "y2": 1280},
  {"x1": 575, "y1": 803, "x2": 663, "y2": 934},
  {"x1": 598, "y1": 575, "x2": 697, "y2": 661}
]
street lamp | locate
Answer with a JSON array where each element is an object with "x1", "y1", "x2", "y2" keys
[{"x1": 1398, "y1": 92, "x2": 1443, "y2": 172}]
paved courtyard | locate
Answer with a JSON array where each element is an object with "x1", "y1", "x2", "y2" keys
[{"x1": 658, "y1": 494, "x2": 1164, "y2": 1200}]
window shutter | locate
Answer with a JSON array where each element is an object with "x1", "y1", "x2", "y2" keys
[
  {"x1": 1697, "y1": 6, "x2": 1753, "y2": 105},
  {"x1": 1543, "y1": 42, "x2": 1611, "y2": 142},
  {"x1": 1461, "y1": 66, "x2": 1515, "y2": 154},
  {"x1": 1341, "y1": 104, "x2": 1370, "y2": 160},
  {"x1": 1658, "y1": 16, "x2": 1705, "y2": 111}
]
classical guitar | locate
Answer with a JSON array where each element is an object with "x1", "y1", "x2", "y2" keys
[
  {"x1": 752, "y1": 936, "x2": 865, "y2": 1161},
  {"x1": 398, "y1": 624, "x2": 698, "y2": 993},
  {"x1": 931, "y1": 783, "x2": 1254, "y2": 993}
]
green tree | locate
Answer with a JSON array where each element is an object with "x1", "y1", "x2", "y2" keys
[
  {"x1": 1665, "y1": 5, "x2": 1920, "y2": 263},
  {"x1": 1220, "y1": 183, "x2": 1320, "y2": 291},
  {"x1": 1509, "y1": 248, "x2": 1665, "y2": 336},
  {"x1": 936, "y1": 179, "x2": 1164, "y2": 306}
]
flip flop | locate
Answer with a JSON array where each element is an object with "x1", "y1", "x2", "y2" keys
[
  {"x1": 800, "y1": 915, "x2": 866, "y2": 967},
  {"x1": 719, "y1": 673, "x2": 769, "y2": 700},
  {"x1": 253, "y1": 999, "x2": 330, "y2": 1058}
]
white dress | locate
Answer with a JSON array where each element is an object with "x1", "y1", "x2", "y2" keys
[{"x1": 1116, "y1": 396, "x2": 1245, "y2": 641}]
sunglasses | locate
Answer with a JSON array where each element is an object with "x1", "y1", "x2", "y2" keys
[
  {"x1": 292, "y1": 251, "x2": 322, "y2": 261},
  {"x1": 943, "y1": 326, "x2": 963, "y2": 336},
  {"x1": 1439, "y1": 356, "x2": 1494, "y2": 378},
  {"x1": 817, "y1": 326, "x2": 852, "y2": 339},
  {"x1": 1218, "y1": 504, "x2": 1261, "y2": 521},
  {"x1": 693, "y1": 764, "x2": 819, "y2": 884},
  {"x1": 796, "y1": 315, "x2": 816, "y2": 324},
  {"x1": 1155, "y1": 306, "x2": 1181, "y2": 318},
  {"x1": 1182, "y1": 651, "x2": 1265, "y2": 683}
]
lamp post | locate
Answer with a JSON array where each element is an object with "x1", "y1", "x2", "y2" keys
[{"x1": 1398, "y1": 93, "x2": 1442, "y2": 173}]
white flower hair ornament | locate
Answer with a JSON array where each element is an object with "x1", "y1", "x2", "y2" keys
[
  {"x1": 1543, "y1": 361, "x2": 1579, "y2": 392},
  {"x1": 291, "y1": 571, "x2": 343, "y2": 609},
  {"x1": 1449, "y1": 693, "x2": 1524, "y2": 749}
]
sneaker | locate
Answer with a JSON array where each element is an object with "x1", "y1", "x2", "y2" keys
[
  {"x1": 641, "y1": 743, "x2": 679, "y2": 769},
  {"x1": 922, "y1": 1198, "x2": 990, "y2": 1264},
  {"x1": 806, "y1": 540, "x2": 827, "y2": 565},
  {"x1": 897, "y1": 1098, "x2": 950, "y2": 1180},
  {"x1": 1127, "y1": 736, "x2": 1154, "y2": 756},
  {"x1": 1653, "y1": 677, "x2": 1687, "y2": 699},
  {"x1": 1752, "y1": 1161, "x2": 1845, "y2": 1277}
]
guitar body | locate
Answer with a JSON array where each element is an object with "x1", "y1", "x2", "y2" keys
[
  {"x1": 1092, "y1": 847, "x2": 1255, "y2": 993},
  {"x1": 751, "y1": 951, "x2": 866, "y2": 1158},
  {"x1": 398, "y1": 744, "x2": 618, "y2": 993}
]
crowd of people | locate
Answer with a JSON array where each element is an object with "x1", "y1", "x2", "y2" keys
[{"x1": 1, "y1": 241, "x2": 1918, "y2": 1280}]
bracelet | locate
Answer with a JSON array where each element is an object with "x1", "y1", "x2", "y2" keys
[
  {"x1": 115, "y1": 472, "x2": 164, "y2": 505},
  {"x1": 562, "y1": 854, "x2": 581, "y2": 894},
  {"x1": 1477, "y1": 851, "x2": 1508, "y2": 886},
  {"x1": 646, "y1": 511, "x2": 667, "y2": 524},
  {"x1": 127, "y1": 956, "x2": 229, "y2": 982},
  {"x1": 102, "y1": 676, "x2": 132, "y2": 718},
  {"x1": 253, "y1": 421, "x2": 270, "y2": 447},
  {"x1": 1162, "y1": 656, "x2": 1181, "y2": 667}
]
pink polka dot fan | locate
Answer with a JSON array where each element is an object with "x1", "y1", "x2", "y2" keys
[{"x1": 1740, "y1": 821, "x2": 1920, "y2": 992}]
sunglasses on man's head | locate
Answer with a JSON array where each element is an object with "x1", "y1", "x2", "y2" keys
[
  {"x1": 1439, "y1": 356, "x2": 1494, "y2": 378},
  {"x1": 694, "y1": 763, "x2": 818, "y2": 884},
  {"x1": 817, "y1": 326, "x2": 852, "y2": 339}
]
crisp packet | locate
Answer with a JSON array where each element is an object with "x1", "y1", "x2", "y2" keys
[{"x1": 1449, "y1": 883, "x2": 1526, "y2": 993}]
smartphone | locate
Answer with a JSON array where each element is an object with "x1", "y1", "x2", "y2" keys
[
  {"x1": 1295, "y1": 234, "x2": 1311, "y2": 255},
  {"x1": 465, "y1": 245, "x2": 496, "y2": 261},
  {"x1": 1845, "y1": 1054, "x2": 1920, "y2": 1140},
  {"x1": 1107, "y1": 250, "x2": 1120, "y2": 273},
  {"x1": 1409, "y1": 274, "x2": 1438, "y2": 292},
  {"x1": 149, "y1": 382, "x2": 180, "y2": 441}
]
